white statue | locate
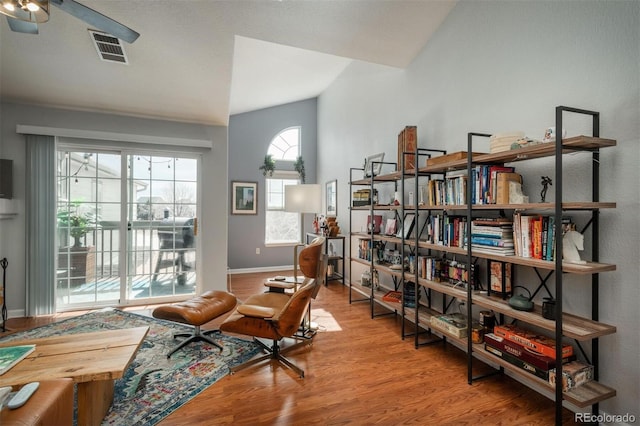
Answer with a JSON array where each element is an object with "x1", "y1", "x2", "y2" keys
[{"x1": 563, "y1": 230, "x2": 586, "y2": 264}]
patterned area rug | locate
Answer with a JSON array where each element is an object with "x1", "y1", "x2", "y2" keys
[{"x1": 0, "y1": 308, "x2": 261, "y2": 425}]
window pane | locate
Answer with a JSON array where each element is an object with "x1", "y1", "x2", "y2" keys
[
  {"x1": 266, "y1": 211, "x2": 299, "y2": 244},
  {"x1": 267, "y1": 127, "x2": 300, "y2": 161}
]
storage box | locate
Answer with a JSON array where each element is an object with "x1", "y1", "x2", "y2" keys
[
  {"x1": 430, "y1": 313, "x2": 467, "y2": 338},
  {"x1": 426, "y1": 151, "x2": 486, "y2": 167},
  {"x1": 549, "y1": 361, "x2": 594, "y2": 391},
  {"x1": 493, "y1": 324, "x2": 574, "y2": 359}
]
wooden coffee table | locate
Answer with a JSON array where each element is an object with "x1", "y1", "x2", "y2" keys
[{"x1": 0, "y1": 326, "x2": 148, "y2": 426}]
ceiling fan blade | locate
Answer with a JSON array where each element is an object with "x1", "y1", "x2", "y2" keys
[
  {"x1": 50, "y1": 0, "x2": 140, "y2": 43},
  {"x1": 6, "y1": 17, "x2": 39, "y2": 34}
]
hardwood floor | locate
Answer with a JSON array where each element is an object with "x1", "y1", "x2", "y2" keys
[{"x1": 3, "y1": 271, "x2": 578, "y2": 425}]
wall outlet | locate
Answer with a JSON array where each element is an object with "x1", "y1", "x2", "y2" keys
[{"x1": 255, "y1": 248, "x2": 260, "y2": 255}]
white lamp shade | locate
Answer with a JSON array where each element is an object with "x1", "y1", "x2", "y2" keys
[{"x1": 285, "y1": 184, "x2": 321, "y2": 213}]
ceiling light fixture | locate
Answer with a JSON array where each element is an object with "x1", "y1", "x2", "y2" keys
[{"x1": 0, "y1": 0, "x2": 49, "y2": 23}]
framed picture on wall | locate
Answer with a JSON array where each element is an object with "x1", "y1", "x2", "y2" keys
[
  {"x1": 326, "y1": 179, "x2": 337, "y2": 217},
  {"x1": 231, "y1": 181, "x2": 257, "y2": 215}
]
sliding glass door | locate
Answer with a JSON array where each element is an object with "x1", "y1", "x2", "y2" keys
[{"x1": 56, "y1": 148, "x2": 198, "y2": 310}]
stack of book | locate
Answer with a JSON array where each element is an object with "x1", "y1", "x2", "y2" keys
[
  {"x1": 485, "y1": 325, "x2": 584, "y2": 384},
  {"x1": 470, "y1": 218, "x2": 515, "y2": 256}
]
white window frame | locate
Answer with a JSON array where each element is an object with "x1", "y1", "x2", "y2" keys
[
  {"x1": 265, "y1": 170, "x2": 300, "y2": 246},
  {"x1": 268, "y1": 126, "x2": 301, "y2": 162}
]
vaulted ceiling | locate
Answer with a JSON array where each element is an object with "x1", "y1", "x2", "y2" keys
[{"x1": 0, "y1": 0, "x2": 456, "y2": 126}]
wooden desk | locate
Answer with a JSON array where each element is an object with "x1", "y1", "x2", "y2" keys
[{"x1": 0, "y1": 326, "x2": 148, "y2": 426}]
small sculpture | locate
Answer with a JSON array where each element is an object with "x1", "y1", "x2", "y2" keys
[
  {"x1": 563, "y1": 230, "x2": 586, "y2": 264},
  {"x1": 540, "y1": 176, "x2": 552, "y2": 203}
]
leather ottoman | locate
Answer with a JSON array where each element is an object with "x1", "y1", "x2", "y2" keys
[
  {"x1": 0, "y1": 379, "x2": 74, "y2": 426},
  {"x1": 153, "y1": 290, "x2": 237, "y2": 358}
]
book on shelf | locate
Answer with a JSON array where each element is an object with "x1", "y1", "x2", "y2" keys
[
  {"x1": 493, "y1": 324, "x2": 574, "y2": 359},
  {"x1": 0, "y1": 344, "x2": 36, "y2": 375},
  {"x1": 397, "y1": 126, "x2": 417, "y2": 170},
  {"x1": 471, "y1": 245, "x2": 516, "y2": 256},
  {"x1": 471, "y1": 236, "x2": 514, "y2": 247},
  {"x1": 472, "y1": 217, "x2": 513, "y2": 226},
  {"x1": 484, "y1": 343, "x2": 552, "y2": 381},
  {"x1": 484, "y1": 333, "x2": 574, "y2": 371}
]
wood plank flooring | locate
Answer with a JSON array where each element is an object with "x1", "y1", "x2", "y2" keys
[{"x1": 3, "y1": 271, "x2": 579, "y2": 425}]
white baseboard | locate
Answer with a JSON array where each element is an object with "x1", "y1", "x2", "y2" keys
[
  {"x1": 6, "y1": 309, "x2": 25, "y2": 320},
  {"x1": 229, "y1": 265, "x2": 293, "y2": 275}
]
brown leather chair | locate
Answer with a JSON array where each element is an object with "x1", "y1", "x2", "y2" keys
[{"x1": 220, "y1": 237, "x2": 325, "y2": 378}]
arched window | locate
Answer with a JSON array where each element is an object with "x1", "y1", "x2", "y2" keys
[
  {"x1": 265, "y1": 127, "x2": 302, "y2": 245},
  {"x1": 267, "y1": 127, "x2": 300, "y2": 161}
]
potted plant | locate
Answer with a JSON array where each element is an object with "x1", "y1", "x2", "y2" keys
[
  {"x1": 57, "y1": 202, "x2": 98, "y2": 285},
  {"x1": 259, "y1": 154, "x2": 276, "y2": 177},
  {"x1": 294, "y1": 156, "x2": 306, "y2": 183}
]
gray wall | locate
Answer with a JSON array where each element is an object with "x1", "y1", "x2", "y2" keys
[
  {"x1": 0, "y1": 102, "x2": 229, "y2": 315},
  {"x1": 228, "y1": 98, "x2": 318, "y2": 270},
  {"x1": 317, "y1": 0, "x2": 638, "y2": 418}
]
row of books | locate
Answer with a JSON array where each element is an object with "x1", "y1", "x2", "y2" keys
[
  {"x1": 425, "y1": 214, "x2": 467, "y2": 248},
  {"x1": 513, "y1": 214, "x2": 574, "y2": 260},
  {"x1": 357, "y1": 238, "x2": 373, "y2": 262},
  {"x1": 425, "y1": 172, "x2": 468, "y2": 206},
  {"x1": 416, "y1": 256, "x2": 478, "y2": 289},
  {"x1": 471, "y1": 165, "x2": 522, "y2": 205}
]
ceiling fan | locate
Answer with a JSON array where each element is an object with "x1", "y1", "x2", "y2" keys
[{"x1": 1, "y1": 0, "x2": 139, "y2": 43}]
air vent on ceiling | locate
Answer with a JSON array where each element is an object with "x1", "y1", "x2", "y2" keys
[{"x1": 89, "y1": 30, "x2": 129, "y2": 64}]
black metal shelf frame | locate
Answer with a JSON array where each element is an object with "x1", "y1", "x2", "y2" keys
[{"x1": 464, "y1": 107, "x2": 604, "y2": 425}]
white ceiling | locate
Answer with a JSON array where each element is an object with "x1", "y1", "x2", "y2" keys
[{"x1": 0, "y1": 0, "x2": 456, "y2": 126}]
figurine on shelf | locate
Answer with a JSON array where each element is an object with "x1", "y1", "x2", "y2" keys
[
  {"x1": 540, "y1": 176, "x2": 552, "y2": 203},
  {"x1": 563, "y1": 230, "x2": 587, "y2": 264}
]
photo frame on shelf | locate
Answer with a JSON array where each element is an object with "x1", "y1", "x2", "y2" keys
[
  {"x1": 396, "y1": 213, "x2": 416, "y2": 239},
  {"x1": 326, "y1": 179, "x2": 337, "y2": 217},
  {"x1": 231, "y1": 181, "x2": 257, "y2": 215},
  {"x1": 384, "y1": 218, "x2": 397, "y2": 236},
  {"x1": 363, "y1": 152, "x2": 385, "y2": 177}
]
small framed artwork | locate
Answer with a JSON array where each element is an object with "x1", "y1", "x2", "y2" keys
[
  {"x1": 396, "y1": 213, "x2": 416, "y2": 239},
  {"x1": 384, "y1": 218, "x2": 397, "y2": 236},
  {"x1": 231, "y1": 181, "x2": 257, "y2": 215},
  {"x1": 363, "y1": 152, "x2": 385, "y2": 177},
  {"x1": 326, "y1": 179, "x2": 337, "y2": 217}
]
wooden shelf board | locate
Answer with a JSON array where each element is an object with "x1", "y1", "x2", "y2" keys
[
  {"x1": 410, "y1": 201, "x2": 615, "y2": 211},
  {"x1": 417, "y1": 279, "x2": 469, "y2": 301},
  {"x1": 350, "y1": 205, "x2": 399, "y2": 211},
  {"x1": 419, "y1": 136, "x2": 616, "y2": 173},
  {"x1": 471, "y1": 293, "x2": 616, "y2": 340},
  {"x1": 473, "y1": 345, "x2": 616, "y2": 407},
  {"x1": 410, "y1": 241, "x2": 615, "y2": 274}
]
